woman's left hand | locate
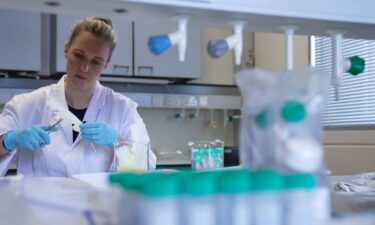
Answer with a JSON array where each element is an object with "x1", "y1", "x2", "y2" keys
[{"x1": 80, "y1": 122, "x2": 118, "y2": 148}]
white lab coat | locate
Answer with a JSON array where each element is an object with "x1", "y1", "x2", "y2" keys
[{"x1": 0, "y1": 75, "x2": 156, "y2": 176}]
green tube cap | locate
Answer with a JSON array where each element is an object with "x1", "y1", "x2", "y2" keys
[
  {"x1": 284, "y1": 173, "x2": 316, "y2": 189},
  {"x1": 141, "y1": 173, "x2": 182, "y2": 197},
  {"x1": 218, "y1": 168, "x2": 252, "y2": 193},
  {"x1": 252, "y1": 169, "x2": 283, "y2": 191},
  {"x1": 347, "y1": 56, "x2": 365, "y2": 76},
  {"x1": 281, "y1": 100, "x2": 306, "y2": 123},
  {"x1": 255, "y1": 108, "x2": 274, "y2": 129},
  {"x1": 184, "y1": 171, "x2": 219, "y2": 196}
]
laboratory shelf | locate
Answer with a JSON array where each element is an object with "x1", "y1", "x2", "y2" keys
[{"x1": 0, "y1": 77, "x2": 242, "y2": 109}]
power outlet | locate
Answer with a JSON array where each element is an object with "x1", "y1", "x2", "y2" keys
[
  {"x1": 199, "y1": 96, "x2": 208, "y2": 107},
  {"x1": 165, "y1": 95, "x2": 182, "y2": 107},
  {"x1": 152, "y1": 95, "x2": 164, "y2": 107}
]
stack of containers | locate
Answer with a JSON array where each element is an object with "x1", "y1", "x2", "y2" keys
[
  {"x1": 189, "y1": 140, "x2": 224, "y2": 171},
  {"x1": 109, "y1": 169, "x2": 328, "y2": 225}
]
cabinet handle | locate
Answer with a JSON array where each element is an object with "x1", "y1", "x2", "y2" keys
[
  {"x1": 137, "y1": 66, "x2": 154, "y2": 76},
  {"x1": 113, "y1": 65, "x2": 130, "y2": 75}
]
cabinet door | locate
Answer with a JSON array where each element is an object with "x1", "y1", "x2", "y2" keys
[
  {"x1": 0, "y1": 9, "x2": 41, "y2": 71},
  {"x1": 134, "y1": 21, "x2": 201, "y2": 79},
  {"x1": 56, "y1": 15, "x2": 132, "y2": 76}
]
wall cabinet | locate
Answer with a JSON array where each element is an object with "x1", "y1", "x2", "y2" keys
[
  {"x1": 0, "y1": 9, "x2": 41, "y2": 71},
  {"x1": 56, "y1": 15, "x2": 133, "y2": 76},
  {"x1": 56, "y1": 16, "x2": 202, "y2": 79}
]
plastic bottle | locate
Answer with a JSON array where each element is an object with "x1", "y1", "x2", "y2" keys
[
  {"x1": 284, "y1": 173, "x2": 316, "y2": 225},
  {"x1": 252, "y1": 169, "x2": 284, "y2": 225},
  {"x1": 109, "y1": 172, "x2": 170, "y2": 225},
  {"x1": 217, "y1": 168, "x2": 252, "y2": 225},
  {"x1": 183, "y1": 171, "x2": 218, "y2": 225},
  {"x1": 109, "y1": 172, "x2": 142, "y2": 225},
  {"x1": 311, "y1": 172, "x2": 331, "y2": 224},
  {"x1": 139, "y1": 172, "x2": 182, "y2": 225}
]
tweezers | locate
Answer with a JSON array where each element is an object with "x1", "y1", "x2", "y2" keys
[{"x1": 48, "y1": 118, "x2": 63, "y2": 132}]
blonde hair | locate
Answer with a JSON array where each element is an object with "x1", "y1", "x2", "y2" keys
[{"x1": 66, "y1": 16, "x2": 117, "y2": 62}]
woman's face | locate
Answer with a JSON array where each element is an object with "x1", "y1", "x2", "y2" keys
[{"x1": 64, "y1": 31, "x2": 111, "y2": 91}]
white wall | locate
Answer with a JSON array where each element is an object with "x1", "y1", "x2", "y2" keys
[
  {"x1": 254, "y1": 32, "x2": 309, "y2": 72},
  {"x1": 324, "y1": 130, "x2": 375, "y2": 175},
  {"x1": 138, "y1": 108, "x2": 239, "y2": 163}
]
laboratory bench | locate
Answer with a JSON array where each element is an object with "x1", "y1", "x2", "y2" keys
[
  {"x1": 0, "y1": 171, "x2": 374, "y2": 225},
  {"x1": 0, "y1": 0, "x2": 374, "y2": 223}
]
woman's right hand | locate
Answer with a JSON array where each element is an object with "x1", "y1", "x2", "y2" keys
[{"x1": 3, "y1": 124, "x2": 57, "y2": 151}]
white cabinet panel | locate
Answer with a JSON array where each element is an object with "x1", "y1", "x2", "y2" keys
[
  {"x1": 0, "y1": 9, "x2": 41, "y2": 71},
  {"x1": 56, "y1": 15, "x2": 132, "y2": 76},
  {"x1": 107, "y1": 20, "x2": 133, "y2": 76},
  {"x1": 56, "y1": 16, "x2": 201, "y2": 79},
  {"x1": 134, "y1": 21, "x2": 201, "y2": 79}
]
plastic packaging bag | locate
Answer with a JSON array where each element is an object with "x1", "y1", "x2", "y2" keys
[
  {"x1": 235, "y1": 67, "x2": 330, "y2": 173},
  {"x1": 189, "y1": 139, "x2": 224, "y2": 171}
]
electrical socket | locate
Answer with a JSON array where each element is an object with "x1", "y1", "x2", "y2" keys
[
  {"x1": 152, "y1": 95, "x2": 164, "y2": 107},
  {"x1": 165, "y1": 95, "x2": 182, "y2": 107},
  {"x1": 199, "y1": 96, "x2": 208, "y2": 107}
]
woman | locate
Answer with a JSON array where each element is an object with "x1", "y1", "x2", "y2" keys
[{"x1": 0, "y1": 17, "x2": 156, "y2": 176}]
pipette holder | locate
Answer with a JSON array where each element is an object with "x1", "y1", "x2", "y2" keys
[
  {"x1": 207, "y1": 21, "x2": 246, "y2": 65},
  {"x1": 148, "y1": 16, "x2": 190, "y2": 62}
]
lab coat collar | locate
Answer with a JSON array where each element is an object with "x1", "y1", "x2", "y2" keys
[
  {"x1": 49, "y1": 76, "x2": 72, "y2": 145},
  {"x1": 49, "y1": 75, "x2": 107, "y2": 145}
]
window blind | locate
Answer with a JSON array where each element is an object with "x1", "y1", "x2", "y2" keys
[{"x1": 314, "y1": 36, "x2": 375, "y2": 127}]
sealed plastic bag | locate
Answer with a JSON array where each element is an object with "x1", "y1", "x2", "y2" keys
[{"x1": 235, "y1": 67, "x2": 330, "y2": 173}]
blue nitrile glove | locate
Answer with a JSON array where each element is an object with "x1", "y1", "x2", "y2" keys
[
  {"x1": 80, "y1": 122, "x2": 118, "y2": 148},
  {"x1": 3, "y1": 124, "x2": 57, "y2": 151},
  {"x1": 148, "y1": 35, "x2": 172, "y2": 55}
]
